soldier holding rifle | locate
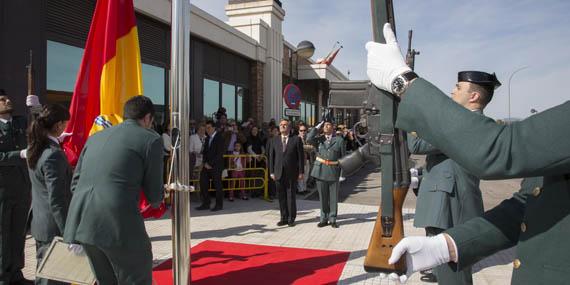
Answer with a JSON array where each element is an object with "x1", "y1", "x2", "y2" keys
[
  {"x1": 366, "y1": 23, "x2": 570, "y2": 284},
  {"x1": 0, "y1": 51, "x2": 42, "y2": 285},
  {"x1": 409, "y1": 70, "x2": 500, "y2": 284}
]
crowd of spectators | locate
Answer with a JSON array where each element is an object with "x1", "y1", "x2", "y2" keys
[{"x1": 154, "y1": 107, "x2": 362, "y2": 202}]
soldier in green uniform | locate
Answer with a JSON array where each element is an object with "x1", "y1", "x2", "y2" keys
[
  {"x1": 409, "y1": 71, "x2": 500, "y2": 285},
  {"x1": 0, "y1": 89, "x2": 35, "y2": 285},
  {"x1": 63, "y1": 96, "x2": 164, "y2": 285},
  {"x1": 365, "y1": 23, "x2": 570, "y2": 284},
  {"x1": 307, "y1": 116, "x2": 346, "y2": 228}
]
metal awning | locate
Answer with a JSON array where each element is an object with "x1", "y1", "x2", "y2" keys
[{"x1": 328, "y1": 80, "x2": 370, "y2": 108}]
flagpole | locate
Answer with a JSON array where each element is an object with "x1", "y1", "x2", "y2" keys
[{"x1": 170, "y1": 0, "x2": 192, "y2": 284}]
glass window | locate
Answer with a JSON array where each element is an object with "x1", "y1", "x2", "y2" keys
[
  {"x1": 237, "y1": 86, "x2": 244, "y2": 122},
  {"x1": 142, "y1": 64, "x2": 165, "y2": 105},
  {"x1": 47, "y1": 40, "x2": 84, "y2": 92},
  {"x1": 203, "y1": 79, "x2": 219, "y2": 119},
  {"x1": 222, "y1": 83, "x2": 236, "y2": 120},
  {"x1": 308, "y1": 103, "x2": 315, "y2": 125}
]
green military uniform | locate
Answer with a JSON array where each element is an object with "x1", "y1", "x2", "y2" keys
[
  {"x1": 396, "y1": 78, "x2": 570, "y2": 285},
  {"x1": 307, "y1": 127, "x2": 346, "y2": 225},
  {"x1": 408, "y1": 132, "x2": 483, "y2": 285},
  {"x1": 28, "y1": 139, "x2": 72, "y2": 285},
  {"x1": 63, "y1": 119, "x2": 164, "y2": 285},
  {"x1": 0, "y1": 116, "x2": 30, "y2": 285}
]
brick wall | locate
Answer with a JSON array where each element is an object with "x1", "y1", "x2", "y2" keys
[{"x1": 249, "y1": 61, "x2": 264, "y2": 124}]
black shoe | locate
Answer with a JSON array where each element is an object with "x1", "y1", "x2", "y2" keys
[
  {"x1": 288, "y1": 221, "x2": 296, "y2": 227},
  {"x1": 210, "y1": 206, "x2": 223, "y2": 212},
  {"x1": 331, "y1": 222, "x2": 339, "y2": 228},
  {"x1": 277, "y1": 221, "x2": 287, "y2": 226},
  {"x1": 195, "y1": 204, "x2": 209, "y2": 210},
  {"x1": 317, "y1": 221, "x2": 329, "y2": 228}
]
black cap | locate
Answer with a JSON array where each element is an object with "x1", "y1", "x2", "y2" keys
[
  {"x1": 458, "y1": 71, "x2": 501, "y2": 90},
  {"x1": 0, "y1": 89, "x2": 6, "y2": 96}
]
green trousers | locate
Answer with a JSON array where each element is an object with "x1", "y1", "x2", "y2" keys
[
  {"x1": 82, "y1": 243, "x2": 153, "y2": 285},
  {"x1": 426, "y1": 227, "x2": 473, "y2": 285},
  {"x1": 0, "y1": 200, "x2": 28, "y2": 285},
  {"x1": 316, "y1": 180, "x2": 340, "y2": 223}
]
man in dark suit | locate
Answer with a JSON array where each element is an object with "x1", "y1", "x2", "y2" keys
[
  {"x1": 269, "y1": 119, "x2": 304, "y2": 227},
  {"x1": 63, "y1": 96, "x2": 164, "y2": 285},
  {"x1": 196, "y1": 120, "x2": 225, "y2": 211}
]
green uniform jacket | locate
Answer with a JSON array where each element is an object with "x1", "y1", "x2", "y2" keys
[
  {"x1": 306, "y1": 128, "x2": 346, "y2": 182},
  {"x1": 408, "y1": 134, "x2": 483, "y2": 230},
  {"x1": 0, "y1": 116, "x2": 30, "y2": 201},
  {"x1": 396, "y1": 78, "x2": 570, "y2": 285},
  {"x1": 63, "y1": 120, "x2": 164, "y2": 249},
  {"x1": 28, "y1": 140, "x2": 72, "y2": 242}
]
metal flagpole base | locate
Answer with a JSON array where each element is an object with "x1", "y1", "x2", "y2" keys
[{"x1": 167, "y1": 183, "x2": 193, "y2": 285}]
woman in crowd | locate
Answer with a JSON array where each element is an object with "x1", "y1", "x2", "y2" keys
[
  {"x1": 229, "y1": 141, "x2": 249, "y2": 201},
  {"x1": 246, "y1": 126, "x2": 265, "y2": 197},
  {"x1": 26, "y1": 104, "x2": 72, "y2": 285}
]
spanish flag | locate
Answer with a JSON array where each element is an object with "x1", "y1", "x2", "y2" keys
[{"x1": 63, "y1": 0, "x2": 143, "y2": 166}]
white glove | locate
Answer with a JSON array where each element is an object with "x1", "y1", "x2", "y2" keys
[
  {"x1": 26, "y1": 95, "x2": 41, "y2": 107},
  {"x1": 410, "y1": 168, "x2": 419, "y2": 189},
  {"x1": 20, "y1": 149, "x2": 27, "y2": 159},
  {"x1": 67, "y1": 244, "x2": 85, "y2": 256},
  {"x1": 365, "y1": 23, "x2": 411, "y2": 93},
  {"x1": 58, "y1": 132, "x2": 73, "y2": 143},
  {"x1": 384, "y1": 234, "x2": 452, "y2": 283}
]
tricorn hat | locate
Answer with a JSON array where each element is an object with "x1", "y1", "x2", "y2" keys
[{"x1": 458, "y1": 71, "x2": 501, "y2": 90}]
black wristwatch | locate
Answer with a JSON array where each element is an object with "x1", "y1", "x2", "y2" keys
[{"x1": 391, "y1": 71, "x2": 418, "y2": 95}]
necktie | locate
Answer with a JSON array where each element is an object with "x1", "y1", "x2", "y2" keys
[{"x1": 282, "y1": 136, "x2": 287, "y2": 152}]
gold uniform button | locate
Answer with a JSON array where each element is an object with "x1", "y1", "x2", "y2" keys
[
  {"x1": 521, "y1": 223, "x2": 527, "y2": 233},
  {"x1": 532, "y1": 187, "x2": 542, "y2": 197},
  {"x1": 513, "y1": 259, "x2": 521, "y2": 269}
]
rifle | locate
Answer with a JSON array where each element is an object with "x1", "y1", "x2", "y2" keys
[
  {"x1": 405, "y1": 30, "x2": 420, "y2": 71},
  {"x1": 339, "y1": 0, "x2": 410, "y2": 275}
]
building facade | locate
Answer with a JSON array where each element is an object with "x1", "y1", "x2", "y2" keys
[{"x1": 0, "y1": 0, "x2": 347, "y2": 126}]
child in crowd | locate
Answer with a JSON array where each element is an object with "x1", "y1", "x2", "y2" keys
[{"x1": 229, "y1": 141, "x2": 249, "y2": 201}]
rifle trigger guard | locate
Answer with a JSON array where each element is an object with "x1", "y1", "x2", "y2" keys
[{"x1": 381, "y1": 216, "x2": 394, "y2": 237}]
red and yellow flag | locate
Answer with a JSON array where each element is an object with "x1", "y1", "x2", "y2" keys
[{"x1": 63, "y1": 0, "x2": 143, "y2": 165}]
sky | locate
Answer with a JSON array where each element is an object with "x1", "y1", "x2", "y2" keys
[{"x1": 191, "y1": 0, "x2": 570, "y2": 120}]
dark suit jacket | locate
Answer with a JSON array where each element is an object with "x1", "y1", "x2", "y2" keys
[
  {"x1": 63, "y1": 120, "x2": 164, "y2": 249},
  {"x1": 396, "y1": 78, "x2": 570, "y2": 284},
  {"x1": 202, "y1": 131, "x2": 225, "y2": 172},
  {"x1": 28, "y1": 140, "x2": 72, "y2": 242},
  {"x1": 268, "y1": 135, "x2": 304, "y2": 180}
]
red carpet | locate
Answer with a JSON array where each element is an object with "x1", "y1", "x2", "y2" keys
[{"x1": 152, "y1": 240, "x2": 350, "y2": 285}]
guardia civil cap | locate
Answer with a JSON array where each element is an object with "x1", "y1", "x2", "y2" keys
[{"x1": 458, "y1": 71, "x2": 502, "y2": 90}]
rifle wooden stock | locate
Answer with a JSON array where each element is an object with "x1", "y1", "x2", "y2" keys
[
  {"x1": 364, "y1": 186, "x2": 408, "y2": 274},
  {"x1": 27, "y1": 50, "x2": 33, "y2": 95}
]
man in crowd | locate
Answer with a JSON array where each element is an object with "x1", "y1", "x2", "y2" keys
[
  {"x1": 196, "y1": 120, "x2": 225, "y2": 211},
  {"x1": 408, "y1": 71, "x2": 500, "y2": 284},
  {"x1": 63, "y1": 96, "x2": 164, "y2": 284},
  {"x1": 365, "y1": 23, "x2": 570, "y2": 284},
  {"x1": 268, "y1": 119, "x2": 304, "y2": 227},
  {"x1": 307, "y1": 117, "x2": 346, "y2": 228}
]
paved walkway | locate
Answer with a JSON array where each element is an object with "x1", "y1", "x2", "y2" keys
[{"x1": 22, "y1": 197, "x2": 514, "y2": 284}]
